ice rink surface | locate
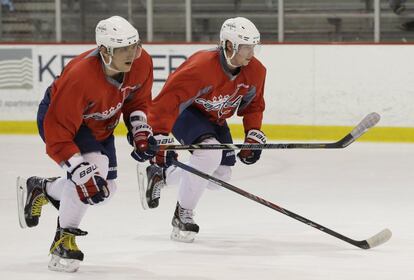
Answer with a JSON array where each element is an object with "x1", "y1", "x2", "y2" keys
[{"x1": 0, "y1": 135, "x2": 413, "y2": 280}]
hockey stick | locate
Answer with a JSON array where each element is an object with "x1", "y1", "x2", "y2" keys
[
  {"x1": 160, "y1": 112, "x2": 380, "y2": 151},
  {"x1": 171, "y1": 159, "x2": 392, "y2": 249}
]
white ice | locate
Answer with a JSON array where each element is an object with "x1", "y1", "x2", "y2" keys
[{"x1": 0, "y1": 135, "x2": 413, "y2": 280}]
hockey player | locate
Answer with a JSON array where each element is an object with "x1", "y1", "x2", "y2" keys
[
  {"x1": 16, "y1": 16, "x2": 157, "y2": 272},
  {"x1": 139, "y1": 17, "x2": 266, "y2": 242}
]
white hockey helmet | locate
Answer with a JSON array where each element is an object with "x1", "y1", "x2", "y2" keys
[
  {"x1": 96, "y1": 16, "x2": 139, "y2": 55},
  {"x1": 220, "y1": 17, "x2": 260, "y2": 53}
]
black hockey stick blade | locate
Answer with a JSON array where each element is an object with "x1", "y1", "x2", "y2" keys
[
  {"x1": 171, "y1": 159, "x2": 392, "y2": 249},
  {"x1": 159, "y1": 112, "x2": 381, "y2": 151}
]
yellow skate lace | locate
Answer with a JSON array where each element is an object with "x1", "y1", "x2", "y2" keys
[
  {"x1": 31, "y1": 196, "x2": 48, "y2": 217},
  {"x1": 49, "y1": 232, "x2": 79, "y2": 254}
]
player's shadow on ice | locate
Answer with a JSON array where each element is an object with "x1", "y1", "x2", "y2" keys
[
  {"x1": 193, "y1": 237, "x2": 354, "y2": 257},
  {"x1": 5, "y1": 262, "x2": 212, "y2": 280},
  {"x1": 77, "y1": 265, "x2": 212, "y2": 280},
  {"x1": 137, "y1": 234, "x2": 360, "y2": 257}
]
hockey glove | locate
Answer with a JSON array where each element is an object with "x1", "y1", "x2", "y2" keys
[
  {"x1": 150, "y1": 134, "x2": 178, "y2": 168},
  {"x1": 130, "y1": 124, "x2": 159, "y2": 162},
  {"x1": 69, "y1": 162, "x2": 109, "y2": 205},
  {"x1": 237, "y1": 129, "x2": 267, "y2": 165}
]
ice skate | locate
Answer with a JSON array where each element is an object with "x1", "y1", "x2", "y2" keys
[
  {"x1": 16, "y1": 176, "x2": 57, "y2": 228},
  {"x1": 137, "y1": 164, "x2": 165, "y2": 209},
  {"x1": 170, "y1": 202, "x2": 199, "y2": 243},
  {"x1": 48, "y1": 225, "x2": 88, "y2": 273}
]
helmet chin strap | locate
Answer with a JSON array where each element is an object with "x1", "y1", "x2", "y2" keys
[
  {"x1": 99, "y1": 52, "x2": 122, "y2": 73},
  {"x1": 223, "y1": 47, "x2": 240, "y2": 68}
]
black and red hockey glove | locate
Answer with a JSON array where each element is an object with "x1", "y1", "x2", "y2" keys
[
  {"x1": 237, "y1": 129, "x2": 266, "y2": 165},
  {"x1": 150, "y1": 134, "x2": 178, "y2": 168}
]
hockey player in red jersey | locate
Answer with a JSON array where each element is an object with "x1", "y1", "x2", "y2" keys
[
  {"x1": 138, "y1": 17, "x2": 267, "y2": 242},
  {"x1": 16, "y1": 16, "x2": 157, "y2": 272}
]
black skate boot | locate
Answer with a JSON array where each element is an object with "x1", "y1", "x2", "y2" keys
[
  {"x1": 48, "y1": 224, "x2": 88, "y2": 273},
  {"x1": 170, "y1": 202, "x2": 199, "y2": 243},
  {"x1": 138, "y1": 164, "x2": 166, "y2": 209},
  {"x1": 16, "y1": 176, "x2": 58, "y2": 228}
]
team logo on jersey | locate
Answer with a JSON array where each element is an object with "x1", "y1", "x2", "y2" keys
[
  {"x1": 83, "y1": 102, "x2": 123, "y2": 120},
  {"x1": 83, "y1": 85, "x2": 139, "y2": 121},
  {"x1": 195, "y1": 83, "x2": 249, "y2": 118}
]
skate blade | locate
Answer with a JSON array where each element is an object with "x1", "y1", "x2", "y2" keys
[
  {"x1": 170, "y1": 227, "x2": 196, "y2": 243},
  {"x1": 136, "y1": 163, "x2": 149, "y2": 210},
  {"x1": 16, "y1": 176, "x2": 28, "y2": 229},
  {"x1": 48, "y1": 254, "x2": 81, "y2": 273}
]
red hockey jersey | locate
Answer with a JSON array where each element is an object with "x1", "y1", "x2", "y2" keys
[
  {"x1": 149, "y1": 48, "x2": 266, "y2": 134},
  {"x1": 43, "y1": 48, "x2": 153, "y2": 164}
]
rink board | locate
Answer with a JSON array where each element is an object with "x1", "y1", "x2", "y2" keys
[{"x1": 0, "y1": 43, "x2": 413, "y2": 142}]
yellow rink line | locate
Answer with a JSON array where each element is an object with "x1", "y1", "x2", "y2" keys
[{"x1": 0, "y1": 121, "x2": 413, "y2": 143}]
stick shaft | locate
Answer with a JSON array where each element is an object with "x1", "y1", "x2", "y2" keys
[
  {"x1": 161, "y1": 112, "x2": 380, "y2": 151},
  {"x1": 172, "y1": 159, "x2": 372, "y2": 249},
  {"x1": 161, "y1": 141, "x2": 338, "y2": 151}
]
